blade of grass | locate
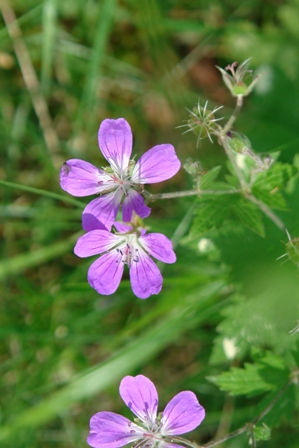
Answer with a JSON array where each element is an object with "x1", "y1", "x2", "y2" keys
[
  {"x1": 0, "y1": 179, "x2": 84, "y2": 208},
  {"x1": 41, "y1": 0, "x2": 58, "y2": 94},
  {"x1": 0, "y1": 232, "x2": 80, "y2": 281},
  {"x1": 1, "y1": 0, "x2": 60, "y2": 165},
  {"x1": 76, "y1": 0, "x2": 116, "y2": 131}
]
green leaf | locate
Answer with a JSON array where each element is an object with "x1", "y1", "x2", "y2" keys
[
  {"x1": 253, "y1": 162, "x2": 297, "y2": 191},
  {"x1": 232, "y1": 198, "x2": 265, "y2": 236},
  {"x1": 192, "y1": 195, "x2": 233, "y2": 235},
  {"x1": 208, "y1": 352, "x2": 289, "y2": 396},
  {"x1": 253, "y1": 383, "x2": 297, "y2": 428},
  {"x1": 250, "y1": 162, "x2": 296, "y2": 210},
  {"x1": 192, "y1": 193, "x2": 265, "y2": 236},
  {"x1": 210, "y1": 264, "x2": 299, "y2": 365},
  {"x1": 200, "y1": 165, "x2": 222, "y2": 189},
  {"x1": 251, "y1": 186, "x2": 287, "y2": 209},
  {"x1": 208, "y1": 362, "x2": 274, "y2": 396}
]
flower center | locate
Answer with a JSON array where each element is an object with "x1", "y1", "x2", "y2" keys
[{"x1": 116, "y1": 235, "x2": 140, "y2": 267}]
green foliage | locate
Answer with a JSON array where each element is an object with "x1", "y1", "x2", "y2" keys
[
  {"x1": 192, "y1": 193, "x2": 265, "y2": 236},
  {"x1": 208, "y1": 352, "x2": 289, "y2": 396},
  {"x1": 252, "y1": 162, "x2": 297, "y2": 209}
]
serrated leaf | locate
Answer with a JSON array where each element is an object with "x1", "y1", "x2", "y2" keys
[
  {"x1": 231, "y1": 198, "x2": 265, "y2": 236},
  {"x1": 253, "y1": 162, "x2": 297, "y2": 191},
  {"x1": 208, "y1": 362, "x2": 274, "y2": 396},
  {"x1": 208, "y1": 363, "x2": 273, "y2": 396},
  {"x1": 192, "y1": 195, "x2": 234, "y2": 235},
  {"x1": 251, "y1": 187, "x2": 287, "y2": 209},
  {"x1": 200, "y1": 166, "x2": 222, "y2": 189},
  {"x1": 208, "y1": 352, "x2": 289, "y2": 397},
  {"x1": 253, "y1": 423, "x2": 271, "y2": 441}
]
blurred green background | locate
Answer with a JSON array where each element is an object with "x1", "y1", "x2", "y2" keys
[{"x1": 1, "y1": 1, "x2": 299, "y2": 447}]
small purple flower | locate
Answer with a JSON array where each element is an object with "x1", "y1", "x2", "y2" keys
[
  {"x1": 60, "y1": 118, "x2": 181, "y2": 230},
  {"x1": 74, "y1": 215, "x2": 176, "y2": 299},
  {"x1": 87, "y1": 375, "x2": 205, "y2": 448}
]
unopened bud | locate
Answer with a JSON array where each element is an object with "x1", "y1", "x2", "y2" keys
[{"x1": 227, "y1": 132, "x2": 251, "y2": 154}]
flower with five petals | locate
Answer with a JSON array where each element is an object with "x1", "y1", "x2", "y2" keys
[
  {"x1": 60, "y1": 118, "x2": 181, "y2": 230},
  {"x1": 87, "y1": 375, "x2": 205, "y2": 448},
  {"x1": 74, "y1": 214, "x2": 176, "y2": 299}
]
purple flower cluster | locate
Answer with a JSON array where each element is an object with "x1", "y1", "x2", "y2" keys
[
  {"x1": 87, "y1": 375, "x2": 205, "y2": 448},
  {"x1": 60, "y1": 118, "x2": 180, "y2": 299}
]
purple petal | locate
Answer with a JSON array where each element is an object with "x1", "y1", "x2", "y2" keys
[
  {"x1": 88, "y1": 252, "x2": 124, "y2": 295},
  {"x1": 82, "y1": 213, "x2": 108, "y2": 232},
  {"x1": 87, "y1": 411, "x2": 142, "y2": 448},
  {"x1": 140, "y1": 233, "x2": 176, "y2": 263},
  {"x1": 131, "y1": 144, "x2": 181, "y2": 184},
  {"x1": 113, "y1": 222, "x2": 133, "y2": 233},
  {"x1": 83, "y1": 191, "x2": 123, "y2": 231},
  {"x1": 74, "y1": 230, "x2": 121, "y2": 257},
  {"x1": 60, "y1": 159, "x2": 107, "y2": 197},
  {"x1": 98, "y1": 118, "x2": 132, "y2": 177},
  {"x1": 129, "y1": 252, "x2": 162, "y2": 299},
  {"x1": 122, "y1": 189, "x2": 151, "y2": 222},
  {"x1": 161, "y1": 391, "x2": 205, "y2": 436},
  {"x1": 119, "y1": 375, "x2": 158, "y2": 424}
]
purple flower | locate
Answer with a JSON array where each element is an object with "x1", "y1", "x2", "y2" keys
[
  {"x1": 87, "y1": 375, "x2": 205, "y2": 448},
  {"x1": 74, "y1": 215, "x2": 176, "y2": 299},
  {"x1": 60, "y1": 118, "x2": 181, "y2": 230}
]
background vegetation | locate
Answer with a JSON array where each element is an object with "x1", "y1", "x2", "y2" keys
[{"x1": 1, "y1": 0, "x2": 299, "y2": 447}]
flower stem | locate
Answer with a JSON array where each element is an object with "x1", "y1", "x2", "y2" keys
[
  {"x1": 219, "y1": 134, "x2": 247, "y2": 190},
  {"x1": 144, "y1": 188, "x2": 240, "y2": 201},
  {"x1": 222, "y1": 96, "x2": 243, "y2": 135}
]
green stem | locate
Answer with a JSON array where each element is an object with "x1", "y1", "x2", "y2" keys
[
  {"x1": 219, "y1": 135, "x2": 248, "y2": 190},
  {"x1": 222, "y1": 96, "x2": 243, "y2": 135},
  {"x1": 144, "y1": 188, "x2": 240, "y2": 201}
]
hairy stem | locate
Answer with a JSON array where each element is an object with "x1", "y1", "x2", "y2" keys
[
  {"x1": 219, "y1": 134, "x2": 248, "y2": 190},
  {"x1": 222, "y1": 96, "x2": 243, "y2": 135},
  {"x1": 144, "y1": 188, "x2": 240, "y2": 201}
]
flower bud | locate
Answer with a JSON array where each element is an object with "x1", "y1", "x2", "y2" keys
[
  {"x1": 226, "y1": 132, "x2": 251, "y2": 154},
  {"x1": 217, "y1": 58, "x2": 261, "y2": 99}
]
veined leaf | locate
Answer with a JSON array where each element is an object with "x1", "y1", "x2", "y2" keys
[
  {"x1": 251, "y1": 187, "x2": 287, "y2": 209},
  {"x1": 208, "y1": 352, "x2": 289, "y2": 396},
  {"x1": 232, "y1": 198, "x2": 265, "y2": 236},
  {"x1": 252, "y1": 162, "x2": 297, "y2": 191},
  {"x1": 192, "y1": 195, "x2": 234, "y2": 235},
  {"x1": 200, "y1": 165, "x2": 222, "y2": 189}
]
